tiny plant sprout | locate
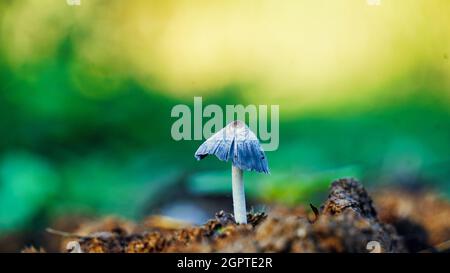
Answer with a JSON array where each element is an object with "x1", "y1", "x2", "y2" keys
[{"x1": 195, "y1": 121, "x2": 269, "y2": 224}]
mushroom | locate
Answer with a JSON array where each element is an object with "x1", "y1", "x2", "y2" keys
[
  {"x1": 195, "y1": 120, "x2": 269, "y2": 224},
  {"x1": 66, "y1": 241, "x2": 83, "y2": 253}
]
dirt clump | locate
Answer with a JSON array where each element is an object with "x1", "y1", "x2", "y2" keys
[{"x1": 373, "y1": 189, "x2": 450, "y2": 252}]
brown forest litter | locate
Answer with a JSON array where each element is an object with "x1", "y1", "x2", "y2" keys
[{"x1": 26, "y1": 178, "x2": 450, "y2": 253}]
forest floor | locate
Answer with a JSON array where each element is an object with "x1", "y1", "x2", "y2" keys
[{"x1": 18, "y1": 178, "x2": 450, "y2": 253}]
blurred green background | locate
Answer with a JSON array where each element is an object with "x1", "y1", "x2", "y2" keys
[{"x1": 0, "y1": 0, "x2": 449, "y2": 238}]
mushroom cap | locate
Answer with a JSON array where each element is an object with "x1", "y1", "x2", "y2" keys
[{"x1": 194, "y1": 121, "x2": 269, "y2": 173}]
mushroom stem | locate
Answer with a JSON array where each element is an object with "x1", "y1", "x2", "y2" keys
[{"x1": 232, "y1": 165, "x2": 247, "y2": 224}]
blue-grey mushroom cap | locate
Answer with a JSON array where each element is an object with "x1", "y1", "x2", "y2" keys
[{"x1": 195, "y1": 121, "x2": 269, "y2": 173}]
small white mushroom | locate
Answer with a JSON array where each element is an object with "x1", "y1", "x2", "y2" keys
[
  {"x1": 66, "y1": 241, "x2": 83, "y2": 253},
  {"x1": 366, "y1": 240, "x2": 382, "y2": 253}
]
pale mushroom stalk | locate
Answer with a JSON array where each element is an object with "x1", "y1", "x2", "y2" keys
[
  {"x1": 195, "y1": 121, "x2": 269, "y2": 225},
  {"x1": 231, "y1": 165, "x2": 247, "y2": 224}
]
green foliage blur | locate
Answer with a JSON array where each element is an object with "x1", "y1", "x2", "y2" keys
[{"x1": 0, "y1": 0, "x2": 449, "y2": 234}]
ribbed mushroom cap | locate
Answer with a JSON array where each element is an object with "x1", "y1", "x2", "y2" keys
[{"x1": 194, "y1": 121, "x2": 269, "y2": 173}]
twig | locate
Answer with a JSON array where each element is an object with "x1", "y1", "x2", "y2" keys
[
  {"x1": 46, "y1": 227, "x2": 115, "y2": 240},
  {"x1": 46, "y1": 228, "x2": 83, "y2": 239}
]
